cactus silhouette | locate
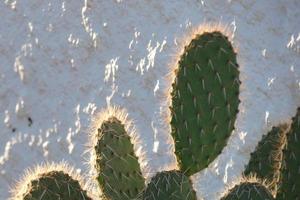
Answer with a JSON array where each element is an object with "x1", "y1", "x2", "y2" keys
[{"x1": 11, "y1": 25, "x2": 299, "y2": 200}]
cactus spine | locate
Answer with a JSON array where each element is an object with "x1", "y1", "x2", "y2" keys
[{"x1": 170, "y1": 31, "x2": 240, "y2": 176}]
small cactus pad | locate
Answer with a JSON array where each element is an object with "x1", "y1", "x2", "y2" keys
[
  {"x1": 244, "y1": 125, "x2": 288, "y2": 193},
  {"x1": 221, "y1": 182, "x2": 274, "y2": 200},
  {"x1": 94, "y1": 117, "x2": 145, "y2": 200},
  {"x1": 277, "y1": 108, "x2": 300, "y2": 200},
  {"x1": 142, "y1": 170, "x2": 196, "y2": 200},
  {"x1": 22, "y1": 171, "x2": 91, "y2": 200},
  {"x1": 170, "y1": 31, "x2": 240, "y2": 175}
]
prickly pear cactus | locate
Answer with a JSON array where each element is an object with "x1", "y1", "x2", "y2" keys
[
  {"x1": 221, "y1": 182, "x2": 274, "y2": 200},
  {"x1": 94, "y1": 116, "x2": 145, "y2": 200},
  {"x1": 143, "y1": 30, "x2": 240, "y2": 199},
  {"x1": 143, "y1": 170, "x2": 196, "y2": 200},
  {"x1": 12, "y1": 28, "x2": 241, "y2": 200},
  {"x1": 23, "y1": 171, "x2": 91, "y2": 200},
  {"x1": 277, "y1": 108, "x2": 300, "y2": 200},
  {"x1": 12, "y1": 24, "x2": 300, "y2": 200},
  {"x1": 223, "y1": 108, "x2": 300, "y2": 200},
  {"x1": 244, "y1": 125, "x2": 289, "y2": 193},
  {"x1": 211, "y1": 122, "x2": 290, "y2": 200},
  {"x1": 11, "y1": 163, "x2": 91, "y2": 200},
  {"x1": 170, "y1": 31, "x2": 240, "y2": 176}
]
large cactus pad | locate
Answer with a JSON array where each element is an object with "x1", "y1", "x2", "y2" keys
[
  {"x1": 170, "y1": 31, "x2": 240, "y2": 175},
  {"x1": 142, "y1": 170, "x2": 196, "y2": 200},
  {"x1": 22, "y1": 171, "x2": 91, "y2": 200},
  {"x1": 94, "y1": 117, "x2": 145, "y2": 200}
]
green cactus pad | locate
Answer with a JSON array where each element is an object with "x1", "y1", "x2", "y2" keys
[
  {"x1": 94, "y1": 117, "x2": 145, "y2": 200},
  {"x1": 170, "y1": 31, "x2": 240, "y2": 175},
  {"x1": 244, "y1": 125, "x2": 288, "y2": 193},
  {"x1": 142, "y1": 170, "x2": 196, "y2": 200},
  {"x1": 22, "y1": 171, "x2": 91, "y2": 200},
  {"x1": 221, "y1": 182, "x2": 274, "y2": 200},
  {"x1": 277, "y1": 108, "x2": 300, "y2": 200}
]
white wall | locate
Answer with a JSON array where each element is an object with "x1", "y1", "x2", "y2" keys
[{"x1": 0, "y1": 0, "x2": 299, "y2": 199}]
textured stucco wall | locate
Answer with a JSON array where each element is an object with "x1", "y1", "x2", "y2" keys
[{"x1": 0, "y1": 0, "x2": 299, "y2": 199}]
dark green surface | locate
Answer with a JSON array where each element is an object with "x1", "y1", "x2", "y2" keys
[
  {"x1": 95, "y1": 117, "x2": 145, "y2": 200},
  {"x1": 277, "y1": 108, "x2": 300, "y2": 200},
  {"x1": 221, "y1": 182, "x2": 274, "y2": 200},
  {"x1": 170, "y1": 31, "x2": 240, "y2": 176},
  {"x1": 23, "y1": 171, "x2": 91, "y2": 200},
  {"x1": 142, "y1": 170, "x2": 196, "y2": 200},
  {"x1": 244, "y1": 125, "x2": 287, "y2": 193}
]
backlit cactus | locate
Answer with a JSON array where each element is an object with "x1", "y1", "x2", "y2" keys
[
  {"x1": 221, "y1": 182, "x2": 274, "y2": 200},
  {"x1": 11, "y1": 27, "x2": 241, "y2": 200},
  {"x1": 11, "y1": 163, "x2": 91, "y2": 200},
  {"x1": 94, "y1": 116, "x2": 145, "y2": 200},
  {"x1": 11, "y1": 23, "x2": 300, "y2": 200},
  {"x1": 23, "y1": 171, "x2": 91, "y2": 200},
  {"x1": 244, "y1": 125, "x2": 289, "y2": 194},
  {"x1": 143, "y1": 29, "x2": 240, "y2": 199},
  {"x1": 277, "y1": 108, "x2": 300, "y2": 200},
  {"x1": 143, "y1": 170, "x2": 196, "y2": 200},
  {"x1": 224, "y1": 108, "x2": 300, "y2": 200},
  {"x1": 170, "y1": 31, "x2": 240, "y2": 176}
]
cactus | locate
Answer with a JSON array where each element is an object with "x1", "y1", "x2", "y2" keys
[
  {"x1": 93, "y1": 115, "x2": 145, "y2": 200},
  {"x1": 244, "y1": 124, "x2": 289, "y2": 194},
  {"x1": 220, "y1": 125, "x2": 287, "y2": 199},
  {"x1": 224, "y1": 108, "x2": 300, "y2": 200},
  {"x1": 142, "y1": 170, "x2": 196, "y2": 200},
  {"x1": 221, "y1": 181, "x2": 274, "y2": 200},
  {"x1": 23, "y1": 171, "x2": 91, "y2": 200},
  {"x1": 11, "y1": 24, "x2": 300, "y2": 200},
  {"x1": 11, "y1": 163, "x2": 91, "y2": 200},
  {"x1": 277, "y1": 108, "x2": 300, "y2": 200},
  {"x1": 143, "y1": 29, "x2": 240, "y2": 199},
  {"x1": 10, "y1": 25, "x2": 242, "y2": 200},
  {"x1": 170, "y1": 31, "x2": 240, "y2": 176}
]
